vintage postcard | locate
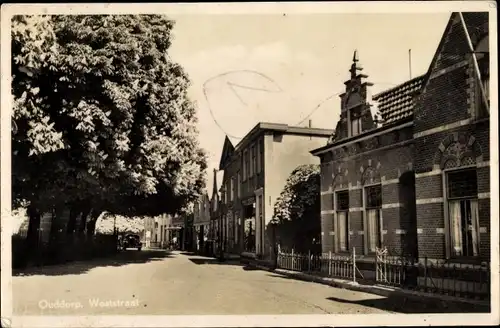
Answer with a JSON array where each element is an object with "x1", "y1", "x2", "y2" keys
[{"x1": 1, "y1": 1, "x2": 498, "y2": 327}]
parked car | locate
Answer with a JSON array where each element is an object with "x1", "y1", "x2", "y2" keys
[{"x1": 122, "y1": 234, "x2": 142, "y2": 251}]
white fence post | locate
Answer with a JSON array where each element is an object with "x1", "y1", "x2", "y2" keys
[
  {"x1": 291, "y1": 248, "x2": 295, "y2": 271},
  {"x1": 328, "y1": 251, "x2": 332, "y2": 276},
  {"x1": 353, "y1": 247, "x2": 356, "y2": 283}
]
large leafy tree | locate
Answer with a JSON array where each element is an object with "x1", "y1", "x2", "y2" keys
[
  {"x1": 95, "y1": 214, "x2": 145, "y2": 235},
  {"x1": 12, "y1": 15, "x2": 207, "y2": 245},
  {"x1": 272, "y1": 164, "x2": 321, "y2": 253}
]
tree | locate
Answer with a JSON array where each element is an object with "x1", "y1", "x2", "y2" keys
[
  {"x1": 11, "y1": 15, "x2": 207, "y2": 246},
  {"x1": 95, "y1": 214, "x2": 144, "y2": 235},
  {"x1": 272, "y1": 164, "x2": 321, "y2": 253}
]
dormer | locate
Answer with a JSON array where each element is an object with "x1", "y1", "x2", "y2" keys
[{"x1": 330, "y1": 51, "x2": 376, "y2": 143}]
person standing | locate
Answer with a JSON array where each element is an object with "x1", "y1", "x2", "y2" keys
[{"x1": 145, "y1": 230, "x2": 151, "y2": 248}]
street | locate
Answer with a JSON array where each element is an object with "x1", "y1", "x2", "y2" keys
[{"x1": 13, "y1": 250, "x2": 395, "y2": 315}]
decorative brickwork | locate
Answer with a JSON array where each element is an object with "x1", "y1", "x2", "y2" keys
[{"x1": 314, "y1": 12, "x2": 490, "y2": 264}]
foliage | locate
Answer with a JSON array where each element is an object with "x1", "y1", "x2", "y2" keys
[
  {"x1": 11, "y1": 207, "x2": 29, "y2": 235},
  {"x1": 95, "y1": 214, "x2": 145, "y2": 235},
  {"x1": 273, "y1": 164, "x2": 321, "y2": 223},
  {"x1": 11, "y1": 15, "x2": 207, "y2": 218},
  {"x1": 272, "y1": 164, "x2": 321, "y2": 253}
]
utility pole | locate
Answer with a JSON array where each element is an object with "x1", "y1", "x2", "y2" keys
[{"x1": 408, "y1": 49, "x2": 412, "y2": 79}]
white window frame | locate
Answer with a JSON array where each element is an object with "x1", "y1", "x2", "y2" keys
[
  {"x1": 335, "y1": 189, "x2": 350, "y2": 253},
  {"x1": 363, "y1": 183, "x2": 383, "y2": 254}
]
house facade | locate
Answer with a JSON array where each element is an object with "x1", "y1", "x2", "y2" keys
[
  {"x1": 209, "y1": 168, "x2": 223, "y2": 256},
  {"x1": 143, "y1": 215, "x2": 172, "y2": 248},
  {"x1": 193, "y1": 193, "x2": 211, "y2": 253},
  {"x1": 312, "y1": 12, "x2": 490, "y2": 264},
  {"x1": 143, "y1": 216, "x2": 158, "y2": 245},
  {"x1": 217, "y1": 123, "x2": 333, "y2": 261}
]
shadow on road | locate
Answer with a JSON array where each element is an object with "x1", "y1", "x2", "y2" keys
[
  {"x1": 188, "y1": 257, "x2": 244, "y2": 267},
  {"x1": 265, "y1": 272, "x2": 490, "y2": 314},
  {"x1": 325, "y1": 295, "x2": 490, "y2": 314},
  {"x1": 179, "y1": 251, "x2": 197, "y2": 256},
  {"x1": 13, "y1": 250, "x2": 173, "y2": 277}
]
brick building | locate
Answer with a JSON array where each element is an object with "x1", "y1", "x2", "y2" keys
[
  {"x1": 208, "y1": 168, "x2": 223, "y2": 256},
  {"x1": 312, "y1": 12, "x2": 490, "y2": 264},
  {"x1": 217, "y1": 123, "x2": 333, "y2": 261},
  {"x1": 193, "y1": 192, "x2": 211, "y2": 253}
]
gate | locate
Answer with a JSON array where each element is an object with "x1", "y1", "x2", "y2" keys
[{"x1": 375, "y1": 247, "x2": 388, "y2": 283}]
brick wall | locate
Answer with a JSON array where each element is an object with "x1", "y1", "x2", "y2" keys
[
  {"x1": 413, "y1": 12, "x2": 490, "y2": 262},
  {"x1": 320, "y1": 129, "x2": 417, "y2": 257}
]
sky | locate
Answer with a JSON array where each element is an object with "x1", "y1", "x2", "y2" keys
[{"x1": 167, "y1": 13, "x2": 451, "y2": 195}]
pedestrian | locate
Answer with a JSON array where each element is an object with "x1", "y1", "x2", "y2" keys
[
  {"x1": 146, "y1": 230, "x2": 151, "y2": 248},
  {"x1": 172, "y1": 236, "x2": 177, "y2": 250}
]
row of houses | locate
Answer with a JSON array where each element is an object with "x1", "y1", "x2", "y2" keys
[
  {"x1": 143, "y1": 215, "x2": 184, "y2": 249},
  {"x1": 190, "y1": 12, "x2": 491, "y2": 266},
  {"x1": 187, "y1": 123, "x2": 331, "y2": 257}
]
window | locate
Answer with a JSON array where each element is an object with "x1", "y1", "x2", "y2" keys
[
  {"x1": 253, "y1": 144, "x2": 258, "y2": 175},
  {"x1": 351, "y1": 117, "x2": 362, "y2": 136},
  {"x1": 237, "y1": 171, "x2": 241, "y2": 198},
  {"x1": 231, "y1": 177, "x2": 235, "y2": 201},
  {"x1": 243, "y1": 150, "x2": 248, "y2": 180},
  {"x1": 245, "y1": 150, "x2": 250, "y2": 180},
  {"x1": 447, "y1": 169, "x2": 479, "y2": 257},
  {"x1": 336, "y1": 191, "x2": 350, "y2": 252},
  {"x1": 365, "y1": 184, "x2": 382, "y2": 253},
  {"x1": 250, "y1": 145, "x2": 255, "y2": 177},
  {"x1": 259, "y1": 138, "x2": 264, "y2": 172},
  {"x1": 256, "y1": 141, "x2": 261, "y2": 173}
]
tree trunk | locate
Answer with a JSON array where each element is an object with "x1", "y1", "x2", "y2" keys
[
  {"x1": 49, "y1": 207, "x2": 63, "y2": 244},
  {"x1": 26, "y1": 205, "x2": 41, "y2": 248},
  {"x1": 87, "y1": 220, "x2": 97, "y2": 237},
  {"x1": 86, "y1": 211, "x2": 100, "y2": 239},
  {"x1": 78, "y1": 208, "x2": 92, "y2": 236},
  {"x1": 66, "y1": 204, "x2": 82, "y2": 235}
]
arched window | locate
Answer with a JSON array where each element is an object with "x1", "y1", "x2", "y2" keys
[{"x1": 435, "y1": 133, "x2": 482, "y2": 258}]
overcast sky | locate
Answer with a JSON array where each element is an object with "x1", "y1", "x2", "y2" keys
[{"x1": 167, "y1": 13, "x2": 451, "y2": 194}]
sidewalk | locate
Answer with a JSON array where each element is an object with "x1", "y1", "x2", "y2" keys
[{"x1": 247, "y1": 262, "x2": 491, "y2": 313}]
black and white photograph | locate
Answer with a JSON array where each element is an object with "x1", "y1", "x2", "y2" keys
[{"x1": 0, "y1": 2, "x2": 498, "y2": 327}]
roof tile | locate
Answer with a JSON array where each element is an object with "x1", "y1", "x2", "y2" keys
[{"x1": 372, "y1": 74, "x2": 426, "y2": 124}]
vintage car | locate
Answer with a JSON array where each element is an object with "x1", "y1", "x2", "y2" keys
[{"x1": 121, "y1": 233, "x2": 142, "y2": 251}]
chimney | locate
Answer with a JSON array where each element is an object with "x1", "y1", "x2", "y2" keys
[{"x1": 212, "y1": 168, "x2": 218, "y2": 199}]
